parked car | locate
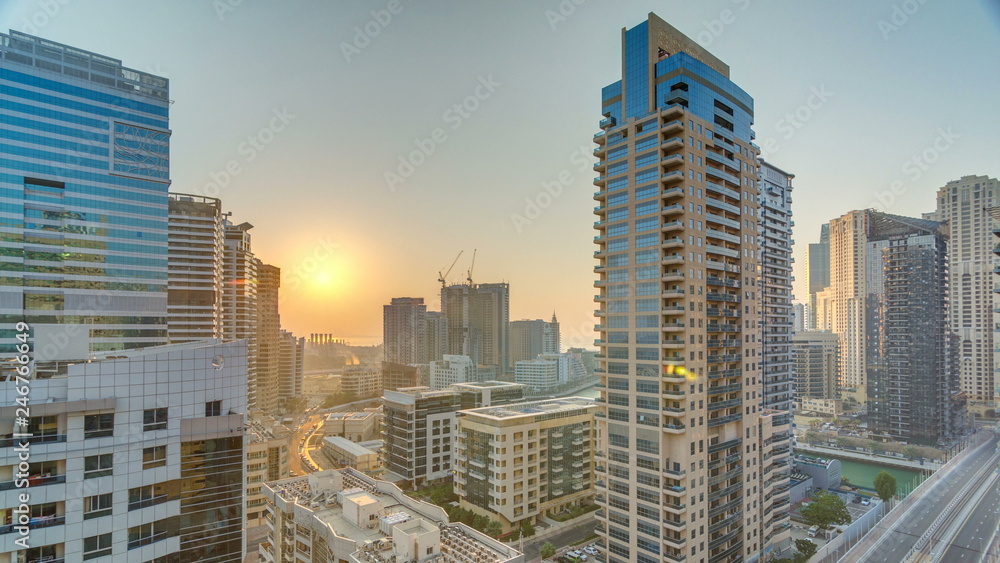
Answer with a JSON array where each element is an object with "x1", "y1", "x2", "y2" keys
[
  {"x1": 584, "y1": 546, "x2": 599, "y2": 555},
  {"x1": 852, "y1": 496, "x2": 862, "y2": 504},
  {"x1": 861, "y1": 498, "x2": 871, "y2": 506}
]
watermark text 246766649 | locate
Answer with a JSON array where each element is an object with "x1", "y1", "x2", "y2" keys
[{"x1": 11, "y1": 321, "x2": 33, "y2": 549}]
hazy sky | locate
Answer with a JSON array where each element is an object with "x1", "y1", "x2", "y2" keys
[{"x1": 3, "y1": 0, "x2": 998, "y2": 348}]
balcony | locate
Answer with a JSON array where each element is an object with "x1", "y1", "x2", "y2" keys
[
  {"x1": 599, "y1": 116, "x2": 616, "y2": 129},
  {"x1": 662, "y1": 203, "x2": 684, "y2": 216},
  {"x1": 662, "y1": 171, "x2": 684, "y2": 184},
  {"x1": 662, "y1": 220, "x2": 684, "y2": 232},
  {"x1": 662, "y1": 423, "x2": 686, "y2": 434},
  {"x1": 661, "y1": 136, "x2": 684, "y2": 150}
]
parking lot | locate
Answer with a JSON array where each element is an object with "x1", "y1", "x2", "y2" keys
[{"x1": 551, "y1": 541, "x2": 600, "y2": 562}]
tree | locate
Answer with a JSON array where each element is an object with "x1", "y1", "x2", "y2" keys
[
  {"x1": 795, "y1": 539, "x2": 818, "y2": 561},
  {"x1": 472, "y1": 514, "x2": 489, "y2": 531},
  {"x1": 801, "y1": 490, "x2": 851, "y2": 529},
  {"x1": 808, "y1": 419, "x2": 823, "y2": 430},
  {"x1": 903, "y1": 446, "x2": 919, "y2": 460},
  {"x1": 867, "y1": 440, "x2": 880, "y2": 454},
  {"x1": 540, "y1": 542, "x2": 557, "y2": 560},
  {"x1": 520, "y1": 519, "x2": 536, "y2": 538},
  {"x1": 874, "y1": 470, "x2": 897, "y2": 502},
  {"x1": 485, "y1": 520, "x2": 503, "y2": 538},
  {"x1": 804, "y1": 431, "x2": 820, "y2": 445}
]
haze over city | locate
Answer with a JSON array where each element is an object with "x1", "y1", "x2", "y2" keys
[{"x1": 1, "y1": 0, "x2": 997, "y2": 347}]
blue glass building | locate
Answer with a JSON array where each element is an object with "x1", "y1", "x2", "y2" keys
[{"x1": 0, "y1": 30, "x2": 170, "y2": 357}]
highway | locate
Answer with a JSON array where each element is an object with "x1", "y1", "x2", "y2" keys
[
  {"x1": 839, "y1": 431, "x2": 997, "y2": 563},
  {"x1": 936, "y1": 470, "x2": 1000, "y2": 562}
]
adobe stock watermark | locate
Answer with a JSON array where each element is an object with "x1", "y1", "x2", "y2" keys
[
  {"x1": 545, "y1": 0, "x2": 589, "y2": 30},
  {"x1": 384, "y1": 75, "x2": 501, "y2": 191},
  {"x1": 214, "y1": 0, "x2": 251, "y2": 21},
  {"x1": 199, "y1": 107, "x2": 296, "y2": 198},
  {"x1": 695, "y1": 0, "x2": 752, "y2": 48},
  {"x1": 869, "y1": 127, "x2": 958, "y2": 211},
  {"x1": 341, "y1": 0, "x2": 413, "y2": 63},
  {"x1": 759, "y1": 85, "x2": 834, "y2": 157},
  {"x1": 510, "y1": 144, "x2": 592, "y2": 233},
  {"x1": 878, "y1": 0, "x2": 931, "y2": 40},
  {"x1": 19, "y1": 0, "x2": 73, "y2": 34}
]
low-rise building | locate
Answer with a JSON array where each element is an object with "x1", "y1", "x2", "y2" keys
[
  {"x1": 795, "y1": 397, "x2": 842, "y2": 417},
  {"x1": 325, "y1": 411, "x2": 380, "y2": 442},
  {"x1": 342, "y1": 365, "x2": 383, "y2": 399},
  {"x1": 258, "y1": 469, "x2": 524, "y2": 563},
  {"x1": 322, "y1": 437, "x2": 381, "y2": 472},
  {"x1": 454, "y1": 397, "x2": 597, "y2": 531},
  {"x1": 793, "y1": 455, "x2": 842, "y2": 490}
]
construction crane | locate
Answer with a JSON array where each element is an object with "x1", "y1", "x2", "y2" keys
[
  {"x1": 466, "y1": 249, "x2": 477, "y2": 287},
  {"x1": 438, "y1": 251, "x2": 463, "y2": 288}
]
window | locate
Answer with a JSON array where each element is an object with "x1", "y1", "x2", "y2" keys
[
  {"x1": 84, "y1": 413, "x2": 114, "y2": 438},
  {"x1": 84, "y1": 533, "x2": 112, "y2": 560},
  {"x1": 143, "y1": 408, "x2": 168, "y2": 431},
  {"x1": 143, "y1": 445, "x2": 167, "y2": 469},
  {"x1": 128, "y1": 522, "x2": 163, "y2": 550},
  {"x1": 84, "y1": 493, "x2": 113, "y2": 520},
  {"x1": 205, "y1": 401, "x2": 222, "y2": 417},
  {"x1": 84, "y1": 454, "x2": 113, "y2": 479},
  {"x1": 129, "y1": 484, "x2": 169, "y2": 510}
]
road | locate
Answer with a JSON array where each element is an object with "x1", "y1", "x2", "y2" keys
[
  {"x1": 288, "y1": 413, "x2": 323, "y2": 476},
  {"x1": 842, "y1": 431, "x2": 997, "y2": 563},
  {"x1": 521, "y1": 521, "x2": 597, "y2": 562},
  {"x1": 937, "y1": 470, "x2": 1000, "y2": 562}
]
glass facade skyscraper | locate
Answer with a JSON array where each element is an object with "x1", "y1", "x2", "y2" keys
[
  {"x1": 0, "y1": 30, "x2": 170, "y2": 357},
  {"x1": 593, "y1": 14, "x2": 791, "y2": 562}
]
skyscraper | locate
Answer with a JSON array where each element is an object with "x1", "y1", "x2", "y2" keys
[
  {"x1": 757, "y1": 160, "x2": 794, "y2": 548},
  {"x1": 792, "y1": 332, "x2": 840, "y2": 400},
  {"x1": 441, "y1": 282, "x2": 510, "y2": 373},
  {"x1": 256, "y1": 261, "x2": 281, "y2": 413},
  {"x1": 383, "y1": 296, "x2": 427, "y2": 364},
  {"x1": 805, "y1": 224, "x2": 830, "y2": 330},
  {"x1": 0, "y1": 31, "x2": 246, "y2": 562},
  {"x1": 935, "y1": 174, "x2": 1000, "y2": 415},
  {"x1": 167, "y1": 193, "x2": 225, "y2": 343},
  {"x1": 592, "y1": 14, "x2": 788, "y2": 561},
  {"x1": 278, "y1": 329, "x2": 305, "y2": 401},
  {"x1": 0, "y1": 30, "x2": 171, "y2": 358},
  {"x1": 423, "y1": 310, "x2": 449, "y2": 365},
  {"x1": 828, "y1": 210, "x2": 942, "y2": 403},
  {"x1": 509, "y1": 315, "x2": 561, "y2": 364},
  {"x1": 866, "y1": 225, "x2": 963, "y2": 445},
  {"x1": 223, "y1": 220, "x2": 258, "y2": 409}
]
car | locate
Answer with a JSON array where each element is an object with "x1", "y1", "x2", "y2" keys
[
  {"x1": 584, "y1": 547, "x2": 599, "y2": 555},
  {"x1": 852, "y1": 496, "x2": 862, "y2": 504},
  {"x1": 808, "y1": 525, "x2": 820, "y2": 537},
  {"x1": 568, "y1": 551, "x2": 583, "y2": 558},
  {"x1": 861, "y1": 498, "x2": 871, "y2": 506}
]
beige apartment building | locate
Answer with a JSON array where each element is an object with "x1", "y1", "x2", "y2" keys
[
  {"x1": 453, "y1": 397, "x2": 597, "y2": 531},
  {"x1": 592, "y1": 13, "x2": 791, "y2": 562}
]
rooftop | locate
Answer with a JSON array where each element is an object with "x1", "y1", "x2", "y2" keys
[
  {"x1": 460, "y1": 396, "x2": 596, "y2": 421},
  {"x1": 1, "y1": 30, "x2": 169, "y2": 102},
  {"x1": 324, "y1": 436, "x2": 378, "y2": 457},
  {"x1": 263, "y1": 469, "x2": 522, "y2": 563},
  {"x1": 452, "y1": 381, "x2": 525, "y2": 390}
]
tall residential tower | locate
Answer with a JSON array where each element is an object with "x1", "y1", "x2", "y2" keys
[
  {"x1": 935, "y1": 175, "x2": 1000, "y2": 415},
  {"x1": 592, "y1": 15, "x2": 789, "y2": 562}
]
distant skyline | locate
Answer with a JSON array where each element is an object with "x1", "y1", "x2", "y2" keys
[{"x1": 4, "y1": 0, "x2": 997, "y2": 347}]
